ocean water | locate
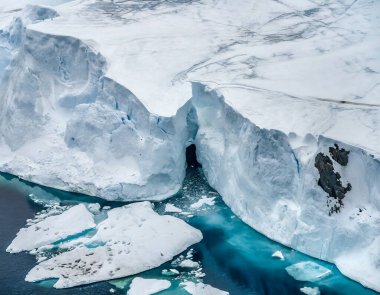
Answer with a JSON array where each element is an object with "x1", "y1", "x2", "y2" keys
[{"x1": 0, "y1": 169, "x2": 377, "y2": 295}]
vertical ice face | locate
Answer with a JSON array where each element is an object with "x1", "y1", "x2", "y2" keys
[
  {"x1": 190, "y1": 83, "x2": 380, "y2": 292},
  {"x1": 0, "y1": 15, "x2": 191, "y2": 201},
  {"x1": 191, "y1": 83, "x2": 300, "y2": 245}
]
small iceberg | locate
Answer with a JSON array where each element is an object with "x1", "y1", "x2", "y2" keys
[
  {"x1": 127, "y1": 277, "x2": 171, "y2": 295},
  {"x1": 271, "y1": 250, "x2": 284, "y2": 260},
  {"x1": 180, "y1": 281, "x2": 229, "y2": 295},
  {"x1": 286, "y1": 261, "x2": 332, "y2": 282},
  {"x1": 165, "y1": 203, "x2": 182, "y2": 213},
  {"x1": 300, "y1": 286, "x2": 320, "y2": 295}
]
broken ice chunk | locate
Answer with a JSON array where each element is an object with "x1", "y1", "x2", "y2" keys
[
  {"x1": 178, "y1": 259, "x2": 199, "y2": 268},
  {"x1": 271, "y1": 250, "x2": 284, "y2": 260},
  {"x1": 286, "y1": 261, "x2": 332, "y2": 282},
  {"x1": 165, "y1": 203, "x2": 182, "y2": 213},
  {"x1": 162, "y1": 269, "x2": 179, "y2": 276},
  {"x1": 300, "y1": 286, "x2": 320, "y2": 295},
  {"x1": 127, "y1": 277, "x2": 171, "y2": 295},
  {"x1": 7, "y1": 204, "x2": 96, "y2": 253},
  {"x1": 180, "y1": 281, "x2": 229, "y2": 295},
  {"x1": 25, "y1": 202, "x2": 202, "y2": 288},
  {"x1": 190, "y1": 196, "x2": 215, "y2": 209}
]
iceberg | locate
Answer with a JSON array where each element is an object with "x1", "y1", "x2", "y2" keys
[
  {"x1": 127, "y1": 278, "x2": 171, "y2": 295},
  {"x1": 286, "y1": 261, "x2": 332, "y2": 282},
  {"x1": 0, "y1": 0, "x2": 380, "y2": 292},
  {"x1": 180, "y1": 281, "x2": 229, "y2": 295},
  {"x1": 25, "y1": 202, "x2": 203, "y2": 288},
  {"x1": 300, "y1": 287, "x2": 320, "y2": 295}
]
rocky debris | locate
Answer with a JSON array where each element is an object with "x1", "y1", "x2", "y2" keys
[
  {"x1": 314, "y1": 152, "x2": 352, "y2": 215},
  {"x1": 329, "y1": 144, "x2": 350, "y2": 166}
]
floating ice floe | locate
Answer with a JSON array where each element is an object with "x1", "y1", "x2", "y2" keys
[
  {"x1": 165, "y1": 203, "x2": 182, "y2": 213},
  {"x1": 179, "y1": 259, "x2": 199, "y2": 269},
  {"x1": 300, "y1": 286, "x2": 320, "y2": 295},
  {"x1": 190, "y1": 196, "x2": 216, "y2": 210},
  {"x1": 271, "y1": 250, "x2": 284, "y2": 260},
  {"x1": 180, "y1": 281, "x2": 229, "y2": 295},
  {"x1": 25, "y1": 202, "x2": 203, "y2": 288},
  {"x1": 7, "y1": 204, "x2": 96, "y2": 253},
  {"x1": 286, "y1": 261, "x2": 332, "y2": 282},
  {"x1": 127, "y1": 277, "x2": 171, "y2": 295},
  {"x1": 162, "y1": 269, "x2": 180, "y2": 276}
]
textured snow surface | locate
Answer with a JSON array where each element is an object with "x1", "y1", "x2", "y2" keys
[
  {"x1": 25, "y1": 202, "x2": 203, "y2": 288},
  {"x1": 127, "y1": 277, "x2": 171, "y2": 295},
  {"x1": 0, "y1": 0, "x2": 379, "y2": 292},
  {"x1": 6, "y1": 204, "x2": 95, "y2": 253}
]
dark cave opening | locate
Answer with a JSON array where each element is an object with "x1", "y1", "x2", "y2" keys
[{"x1": 186, "y1": 144, "x2": 202, "y2": 168}]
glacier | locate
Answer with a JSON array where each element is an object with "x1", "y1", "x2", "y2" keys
[{"x1": 0, "y1": 0, "x2": 380, "y2": 292}]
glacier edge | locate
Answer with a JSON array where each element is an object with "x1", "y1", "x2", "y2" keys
[{"x1": 0, "y1": 11, "x2": 380, "y2": 292}]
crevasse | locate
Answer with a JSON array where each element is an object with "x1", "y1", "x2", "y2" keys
[{"x1": 0, "y1": 13, "x2": 380, "y2": 292}]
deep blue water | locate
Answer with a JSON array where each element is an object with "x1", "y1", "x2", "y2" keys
[{"x1": 0, "y1": 169, "x2": 378, "y2": 295}]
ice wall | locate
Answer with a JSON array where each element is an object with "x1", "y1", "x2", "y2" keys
[
  {"x1": 190, "y1": 83, "x2": 380, "y2": 292},
  {"x1": 0, "y1": 13, "x2": 190, "y2": 201}
]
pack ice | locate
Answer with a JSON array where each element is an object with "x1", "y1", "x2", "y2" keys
[
  {"x1": 0, "y1": 0, "x2": 379, "y2": 292},
  {"x1": 20, "y1": 202, "x2": 202, "y2": 288}
]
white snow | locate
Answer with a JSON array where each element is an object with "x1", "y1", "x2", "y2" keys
[
  {"x1": 7, "y1": 204, "x2": 96, "y2": 253},
  {"x1": 127, "y1": 278, "x2": 171, "y2": 295},
  {"x1": 300, "y1": 287, "x2": 320, "y2": 295},
  {"x1": 180, "y1": 281, "x2": 229, "y2": 295},
  {"x1": 271, "y1": 251, "x2": 284, "y2": 260},
  {"x1": 25, "y1": 202, "x2": 203, "y2": 288},
  {"x1": 286, "y1": 261, "x2": 332, "y2": 282}
]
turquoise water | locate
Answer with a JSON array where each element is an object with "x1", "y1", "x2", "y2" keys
[{"x1": 0, "y1": 169, "x2": 378, "y2": 295}]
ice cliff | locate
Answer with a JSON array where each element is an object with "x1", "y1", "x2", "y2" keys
[{"x1": 0, "y1": 0, "x2": 379, "y2": 292}]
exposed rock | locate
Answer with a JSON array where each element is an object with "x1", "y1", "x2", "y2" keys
[
  {"x1": 314, "y1": 152, "x2": 351, "y2": 215},
  {"x1": 329, "y1": 144, "x2": 350, "y2": 166}
]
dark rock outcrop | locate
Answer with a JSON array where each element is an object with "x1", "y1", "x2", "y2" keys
[
  {"x1": 315, "y1": 151, "x2": 351, "y2": 215},
  {"x1": 329, "y1": 143, "x2": 350, "y2": 166}
]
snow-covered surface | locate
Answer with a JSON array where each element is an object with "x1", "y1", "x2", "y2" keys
[
  {"x1": 127, "y1": 277, "x2": 171, "y2": 295},
  {"x1": 7, "y1": 204, "x2": 95, "y2": 253},
  {"x1": 286, "y1": 261, "x2": 332, "y2": 282},
  {"x1": 181, "y1": 281, "x2": 229, "y2": 295},
  {"x1": 25, "y1": 202, "x2": 202, "y2": 288},
  {"x1": 0, "y1": 0, "x2": 379, "y2": 292}
]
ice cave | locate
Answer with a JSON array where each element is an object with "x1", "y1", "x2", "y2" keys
[{"x1": 0, "y1": 0, "x2": 379, "y2": 294}]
